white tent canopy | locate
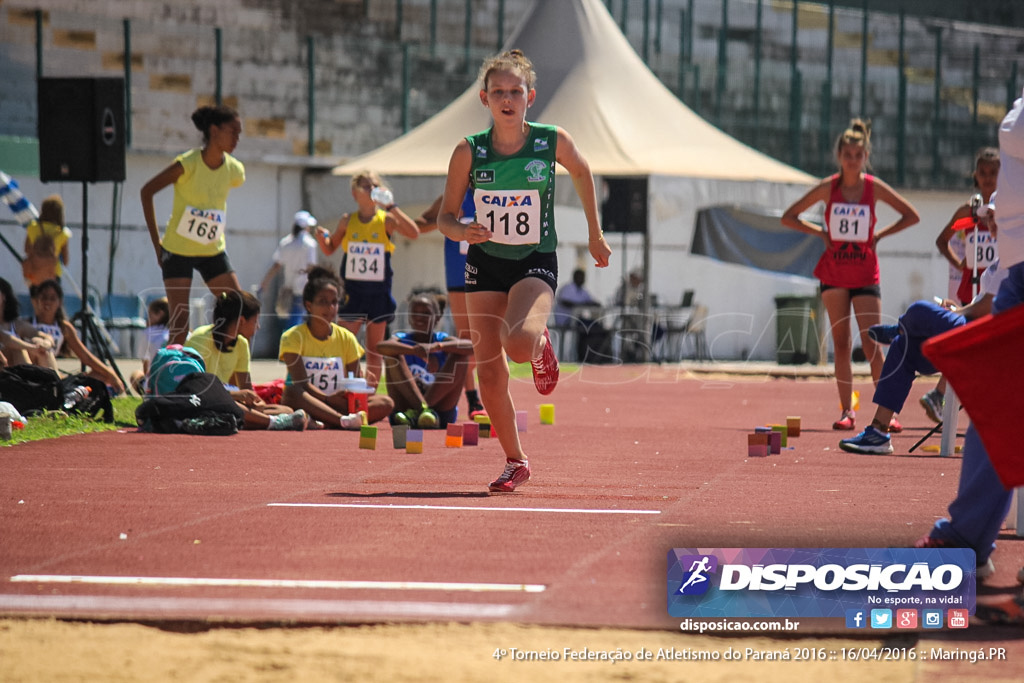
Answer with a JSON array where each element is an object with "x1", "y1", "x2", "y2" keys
[
  {"x1": 325, "y1": 0, "x2": 820, "y2": 361},
  {"x1": 333, "y1": 0, "x2": 812, "y2": 184}
]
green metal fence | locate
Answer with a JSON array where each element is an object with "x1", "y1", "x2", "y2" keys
[{"x1": 3, "y1": 0, "x2": 1021, "y2": 190}]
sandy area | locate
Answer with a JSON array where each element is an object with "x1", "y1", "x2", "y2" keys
[{"x1": 0, "y1": 618, "x2": 915, "y2": 682}]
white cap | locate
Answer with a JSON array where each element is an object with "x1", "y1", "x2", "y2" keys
[{"x1": 293, "y1": 210, "x2": 317, "y2": 228}]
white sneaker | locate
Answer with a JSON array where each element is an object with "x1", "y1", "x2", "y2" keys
[
  {"x1": 977, "y1": 557, "x2": 995, "y2": 581},
  {"x1": 270, "y1": 409, "x2": 307, "y2": 431},
  {"x1": 339, "y1": 412, "x2": 364, "y2": 430}
]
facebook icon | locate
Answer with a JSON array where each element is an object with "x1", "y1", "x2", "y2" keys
[{"x1": 845, "y1": 609, "x2": 866, "y2": 629}]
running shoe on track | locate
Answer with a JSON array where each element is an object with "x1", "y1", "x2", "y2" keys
[
  {"x1": 920, "y1": 389, "x2": 944, "y2": 423},
  {"x1": 975, "y1": 593, "x2": 1024, "y2": 625},
  {"x1": 839, "y1": 425, "x2": 893, "y2": 454},
  {"x1": 531, "y1": 328, "x2": 559, "y2": 395},
  {"x1": 914, "y1": 535, "x2": 995, "y2": 579},
  {"x1": 489, "y1": 459, "x2": 530, "y2": 492},
  {"x1": 832, "y1": 409, "x2": 856, "y2": 430}
]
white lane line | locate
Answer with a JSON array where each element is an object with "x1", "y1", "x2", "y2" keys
[
  {"x1": 268, "y1": 503, "x2": 661, "y2": 515},
  {"x1": 11, "y1": 575, "x2": 545, "y2": 593},
  {"x1": 0, "y1": 594, "x2": 520, "y2": 619}
]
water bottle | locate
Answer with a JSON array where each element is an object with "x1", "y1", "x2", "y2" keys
[
  {"x1": 370, "y1": 186, "x2": 394, "y2": 208},
  {"x1": 63, "y1": 386, "x2": 92, "y2": 411}
]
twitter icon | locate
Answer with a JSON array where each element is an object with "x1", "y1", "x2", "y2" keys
[{"x1": 870, "y1": 609, "x2": 892, "y2": 629}]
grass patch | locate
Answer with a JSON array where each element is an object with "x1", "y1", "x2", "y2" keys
[
  {"x1": 3, "y1": 396, "x2": 143, "y2": 446},
  {"x1": 3, "y1": 361, "x2": 543, "y2": 446}
]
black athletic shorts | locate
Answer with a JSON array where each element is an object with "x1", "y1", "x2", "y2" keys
[
  {"x1": 464, "y1": 246, "x2": 558, "y2": 294},
  {"x1": 161, "y1": 250, "x2": 233, "y2": 282},
  {"x1": 820, "y1": 283, "x2": 881, "y2": 299}
]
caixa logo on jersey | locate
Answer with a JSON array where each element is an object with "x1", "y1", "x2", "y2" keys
[{"x1": 667, "y1": 548, "x2": 976, "y2": 618}]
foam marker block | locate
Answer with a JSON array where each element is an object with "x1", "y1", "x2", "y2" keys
[
  {"x1": 768, "y1": 430, "x2": 781, "y2": 454},
  {"x1": 748, "y1": 433, "x2": 769, "y2": 457},
  {"x1": 770, "y1": 424, "x2": 788, "y2": 448},
  {"x1": 445, "y1": 423, "x2": 463, "y2": 448},
  {"x1": 462, "y1": 422, "x2": 479, "y2": 446},
  {"x1": 516, "y1": 410, "x2": 527, "y2": 432},
  {"x1": 786, "y1": 416, "x2": 801, "y2": 437},
  {"x1": 358, "y1": 424, "x2": 377, "y2": 450},
  {"x1": 539, "y1": 403, "x2": 555, "y2": 425},
  {"x1": 406, "y1": 429, "x2": 424, "y2": 454},
  {"x1": 391, "y1": 425, "x2": 409, "y2": 449}
]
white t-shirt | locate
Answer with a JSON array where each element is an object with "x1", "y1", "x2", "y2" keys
[
  {"x1": 273, "y1": 231, "x2": 319, "y2": 293},
  {"x1": 976, "y1": 261, "x2": 1009, "y2": 303},
  {"x1": 995, "y1": 88, "x2": 1024, "y2": 268}
]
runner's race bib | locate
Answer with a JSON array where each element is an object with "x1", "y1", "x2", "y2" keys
[
  {"x1": 345, "y1": 242, "x2": 385, "y2": 282},
  {"x1": 965, "y1": 231, "x2": 998, "y2": 270},
  {"x1": 475, "y1": 189, "x2": 541, "y2": 246},
  {"x1": 302, "y1": 356, "x2": 345, "y2": 395},
  {"x1": 177, "y1": 206, "x2": 225, "y2": 245},
  {"x1": 827, "y1": 203, "x2": 870, "y2": 243}
]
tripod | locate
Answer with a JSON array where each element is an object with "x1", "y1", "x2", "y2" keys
[{"x1": 70, "y1": 182, "x2": 131, "y2": 395}]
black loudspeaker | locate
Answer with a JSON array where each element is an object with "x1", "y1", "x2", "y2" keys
[
  {"x1": 601, "y1": 177, "x2": 648, "y2": 233},
  {"x1": 38, "y1": 77, "x2": 126, "y2": 183}
]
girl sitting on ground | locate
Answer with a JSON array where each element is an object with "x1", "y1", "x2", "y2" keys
[
  {"x1": 0, "y1": 276, "x2": 48, "y2": 366},
  {"x1": 26, "y1": 279, "x2": 124, "y2": 394},
  {"x1": 185, "y1": 289, "x2": 307, "y2": 431},
  {"x1": 130, "y1": 297, "x2": 171, "y2": 394},
  {"x1": 377, "y1": 292, "x2": 475, "y2": 428},
  {"x1": 279, "y1": 267, "x2": 394, "y2": 429}
]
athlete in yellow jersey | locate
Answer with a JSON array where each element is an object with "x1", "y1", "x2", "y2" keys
[
  {"x1": 316, "y1": 170, "x2": 419, "y2": 387},
  {"x1": 141, "y1": 105, "x2": 245, "y2": 346}
]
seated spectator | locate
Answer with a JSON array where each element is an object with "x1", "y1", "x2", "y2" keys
[
  {"x1": 279, "y1": 267, "x2": 394, "y2": 429},
  {"x1": 839, "y1": 262, "x2": 1006, "y2": 455},
  {"x1": 377, "y1": 293, "x2": 474, "y2": 428},
  {"x1": 0, "y1": 276, "x2": 48, "y2": 366},
  {"x1": 554, "y1": 268, "x2": 611, "y2": 364},
  {"x1": 26, "y1": 279, "x2": 124, "y2": 395},
  {"x1": 130, "y1": 297, "x2": 171, "y2": 394},
  {"x1": 185, "y1": 290, "x2": 307, "y2": 431}
]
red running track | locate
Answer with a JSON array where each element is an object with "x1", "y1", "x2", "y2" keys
[{"x1": 1, "y1": 365, "x2": 1021, "y2": 643}]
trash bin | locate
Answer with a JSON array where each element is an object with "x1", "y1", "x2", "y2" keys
[{"x1": 775, "y1": 295, "x2": 822, "y2": 365}]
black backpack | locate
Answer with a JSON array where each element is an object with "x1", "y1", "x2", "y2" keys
[
  {"x1": 135, "y1": 372, "x2": 244, "y2": 435},
  {"x1": 59, "y1": 373, "x2": 115, "y2": 423},
  {"x1": 0, "y1": 365, "x2": 63, "y2": 415}
]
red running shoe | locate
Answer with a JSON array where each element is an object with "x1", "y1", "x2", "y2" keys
[
  {"x1": 530, "y1": 328, "x2": 559, "y2": 395},
  {"x1": 832, "y1": 410, "x2": 856, "y2": 430},
  {"x1": 888, "y1": 416, "x2": 903, "y2": 433},
  {"x1": 489, "y1": 459, "x2": 530, "y2": 492},
  {"x1": 975, "y1": 594, "x2": 1024, "y2": 625}
]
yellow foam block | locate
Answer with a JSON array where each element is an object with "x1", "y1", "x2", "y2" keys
[
  {"x1": 406, "y1": 441, "x2": 423, "y2": 454},
  {"x1": 359, "y1": 437, "x2": 376, "y2": 450},
  {"x1": 539, "y1": 404, "x2": 555, "y2": 425},
  {"x1": 921, "y1": 444, "x2": 963, "y2": 453}
]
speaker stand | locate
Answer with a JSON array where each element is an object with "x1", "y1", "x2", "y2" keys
[{"x1": 73, "y1": 182, "x2": 131, "y2": 395}]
